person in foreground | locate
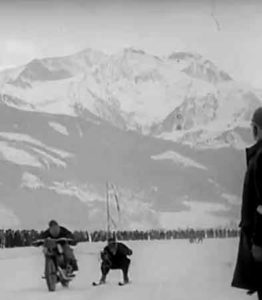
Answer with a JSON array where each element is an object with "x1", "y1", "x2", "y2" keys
[
  {"x1": 232, "y1": 107, "x2": 262, "y2": 299},
  {"x1": 40, "y1": 220, "x2": 79, "y2": 273},
  {"x1": 94, "y1": 235, "x2": 133, "y2": 286}
]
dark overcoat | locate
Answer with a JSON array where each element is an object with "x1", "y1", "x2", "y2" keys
[
  {"x1": 232, "y1": 140, "x2": 262, "y2": 290},
  {"x1": 102, "y1": 242, "x2": 132, "y2": 269}
]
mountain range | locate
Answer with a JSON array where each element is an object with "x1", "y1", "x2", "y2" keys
[{"x1": 0, "y1": 48, "x2": 260, "y2": 230}]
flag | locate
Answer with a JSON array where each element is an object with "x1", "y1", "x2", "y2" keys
[
  {"x1": 111, "y1": 183, "x2": 120, "y2": 214},
  {"x1": 107, "y1": 182, "x2": 121, "y2": 231}
]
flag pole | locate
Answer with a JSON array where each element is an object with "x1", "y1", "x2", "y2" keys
[{"x1": 106, "y1": 181, "x2": 110, "y2": 240}]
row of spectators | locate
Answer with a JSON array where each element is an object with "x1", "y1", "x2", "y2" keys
[
  {"x1": 0, "y1": 228, "x2": 239, "y2": 248},
  {"x1": 89, "y1": 228, "x2": 239, "y2": 242}
]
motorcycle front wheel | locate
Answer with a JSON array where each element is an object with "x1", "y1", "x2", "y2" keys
[{"x1": 45, "y1": 257, "x2": 57, "y2": 292}]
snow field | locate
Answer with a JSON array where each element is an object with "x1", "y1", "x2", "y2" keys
[{"x1": 0, "y1": 238, "x2": 256, "y2": 300}]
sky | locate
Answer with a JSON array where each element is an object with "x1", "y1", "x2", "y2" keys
[{"x1": 0, "y1": 0, "x2": 262, "y2": 88}]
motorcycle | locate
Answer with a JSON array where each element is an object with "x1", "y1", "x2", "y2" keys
[{"x1": 33, "y1": 237, "x2": 76, "y2": 292}]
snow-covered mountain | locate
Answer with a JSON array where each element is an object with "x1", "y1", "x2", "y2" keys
[
  {"x1": 1, "y1": 48, "x2": 261, "y2": 149},
  {"x1": 0, "y1": 101, "x2": 244, "y2": 230},
  {"x1": 0, "y1": 48, "x2": 258, "y2": 229}
]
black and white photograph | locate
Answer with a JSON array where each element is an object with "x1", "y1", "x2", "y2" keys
[{"x1": 0, "y1": 0, "x2": 262, "y2": 299}]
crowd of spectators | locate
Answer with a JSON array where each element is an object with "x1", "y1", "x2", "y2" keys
[{"x1": 0, "y1": 227, "x2": 240, "y2": 248}]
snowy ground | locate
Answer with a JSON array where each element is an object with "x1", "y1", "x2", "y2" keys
[{"x1": 0, "y1": 239, "x2": 256, "y2": 300}]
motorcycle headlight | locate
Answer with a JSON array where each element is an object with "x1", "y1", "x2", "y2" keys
[{"x1": 57, "y1": 244, "x2": 63, "y2": 254}]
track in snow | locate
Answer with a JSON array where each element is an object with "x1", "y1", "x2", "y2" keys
[{"x1": 0, "y1": 239, "x2": 256, "y2": 300}]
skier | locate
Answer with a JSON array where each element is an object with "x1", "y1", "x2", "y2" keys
[
  {"x1": 40, "y1": 220, "x2": 79, "y2": 273},
  {"x1": 232, "y1": 107, "x2": 262, "y2": 299},
  {"x1": 95, "y1": 236, "x2": 133, "y2": 285}
]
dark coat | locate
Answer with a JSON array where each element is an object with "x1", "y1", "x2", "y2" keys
[
  {"x1": 232, "y1": 140, "x2": 262, "y2": 290},
  {"x1": 40, "y1": 226, "x2": 75, "y2": 242},
  {"x1": 102, "y1": 242, "x2": 132, "y2": 269}
]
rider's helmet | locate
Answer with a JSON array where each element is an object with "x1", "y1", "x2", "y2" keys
[
  {"x1": 107, "y1": 234, "x2": 116, "y2": 244},
  {"x1": 49, "y1": 220, "x2": 60, "y2": 238},
  {"x1": 107, "y1": 234, "x2": 117, "y2": 255}
]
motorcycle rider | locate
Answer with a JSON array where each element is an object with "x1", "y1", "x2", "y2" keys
[{"x1": 40, "y1": 220, "x2": 79, "y2": 273}]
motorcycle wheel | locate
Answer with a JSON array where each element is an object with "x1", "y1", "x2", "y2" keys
[{"x1": 45, "y1": 258, "x2": 57, "y2": 292}]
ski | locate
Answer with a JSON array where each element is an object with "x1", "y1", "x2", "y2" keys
[
  {"x1": 92, "y1": 281, "x2": 105, "y2": 286},
  {"x1": 118, "y1": 281, "x2": 130, "y2": 286},
  {"x1": 92, "y1": 281, "x2": 130, "y2": 286}
]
